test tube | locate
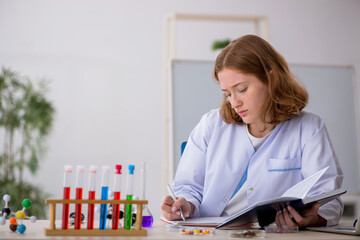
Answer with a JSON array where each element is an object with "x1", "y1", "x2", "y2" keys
[
  {"x1": 140, "y1": 162, "x2": 153, "y2": 228},
  {"x1": 124, "y1": 165, "x2": 135, "y2": 230},
  {"x1": 75, "y1": 165, "x2": 84, "y2": 229},
  {"x1": 112, "y1": 165, "x2": 122, "y2": 229},
  {"x1": 140, "y1": 162, "x2": 146, "y2": 200},
  {"x1": 87, "y1": 165, "x2": 97, "y2": 229},
  {"x1": 99, "y1": 166, "x2": 110, "y2": 230},
  {"x1": 62, "y1": 165, "x2": 72, "y2": 229}
]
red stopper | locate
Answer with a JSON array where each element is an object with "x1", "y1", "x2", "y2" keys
[{"x1": 115, "y1": 164, "x2": 122, "y2": 174}]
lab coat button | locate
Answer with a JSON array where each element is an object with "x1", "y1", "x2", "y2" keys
[
  {"x1": 223, "y1": 198, "x2": 228, "y2": 203},
  {"x1": 249, "y1": 187, "x2": 253, "y2": 191}
]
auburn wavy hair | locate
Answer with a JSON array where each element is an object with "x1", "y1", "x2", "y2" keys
[{"x1": 214, "y1": 35, "x2": 308, "y2": 126}]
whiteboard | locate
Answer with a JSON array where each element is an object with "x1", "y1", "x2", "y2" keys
[{"x1": 169, "y1": 59, "x2": 359, "y2": 193}]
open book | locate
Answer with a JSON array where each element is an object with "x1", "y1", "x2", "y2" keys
[
  {"x1": 216, "y1": 166, "x2": 346, "y2": 229},
  {"x1": 161, "y1": 167, "x2": 346, "y2": 229}
]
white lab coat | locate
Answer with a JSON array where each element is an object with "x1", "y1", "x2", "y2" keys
[{"x1": 172, "y1": 109, "x2": 344, "y2": 226}]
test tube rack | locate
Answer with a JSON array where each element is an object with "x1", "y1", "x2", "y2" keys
[{"x1": 44, "y1": 199, "x2": 148, "y2": 236}]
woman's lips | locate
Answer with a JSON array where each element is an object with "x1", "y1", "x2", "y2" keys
[{"x1": 238, "y1": 110, "x2": 248, "y2": 117}]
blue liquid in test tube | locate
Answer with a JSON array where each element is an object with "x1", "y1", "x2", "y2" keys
[{"x1": 99, "y1": 166, "x2": 110, "y2": 230}]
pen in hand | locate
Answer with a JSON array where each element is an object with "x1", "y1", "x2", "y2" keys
[{"x1": 166, "y1": 184, "x2": 186, "y2": 221}]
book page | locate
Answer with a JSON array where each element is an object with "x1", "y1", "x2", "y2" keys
[
  {"x1": 160, "y1": 216, "x2": 227, "y2": 226},
  {"x1": 281, "y1": 166, "x2": 329, "y2": 199}
]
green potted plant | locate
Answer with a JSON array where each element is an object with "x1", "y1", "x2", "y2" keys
[
  {"x1": 211, "y1": 39, "x2": 231, "y2": 51},
  {"x1": 0, "y1": 67, "x2": 55, "y2": 219}
]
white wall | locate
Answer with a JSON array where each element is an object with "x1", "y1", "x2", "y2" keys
[{"x1": 0, "y1": 0, "x2": 359, "y2": 220}]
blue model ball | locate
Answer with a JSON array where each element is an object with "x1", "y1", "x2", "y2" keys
[{"x1": 17, "y1": 224, "x2": 26, "y2": 234}]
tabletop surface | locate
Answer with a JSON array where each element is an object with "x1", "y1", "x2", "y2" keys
[{"x1": 0, "y1": 220, "x2": 359, "y2": 239}]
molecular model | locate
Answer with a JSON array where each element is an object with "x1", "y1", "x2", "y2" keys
[{"x1": 0, "y1": 194, "x2": 37, "y2": 234}]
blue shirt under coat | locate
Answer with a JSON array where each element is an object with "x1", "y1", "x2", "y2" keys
[{"x1": 172, "y1": 109, "x2": 344, "y2": 226}]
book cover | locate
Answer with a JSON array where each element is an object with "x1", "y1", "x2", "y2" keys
[
  {"x1": 216, "y1": 166, "x2": 346, "y2": 229},
  {"x1": 216, "y1": 188, "x2": 346, "y2": 229}
]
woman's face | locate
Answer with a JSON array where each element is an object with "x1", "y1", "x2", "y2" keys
[{"x1": 218, "y1": 68, "x2": 269, "y2": 128}]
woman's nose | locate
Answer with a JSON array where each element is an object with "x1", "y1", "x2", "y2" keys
[{"x1": 230, "y1": 95, "x2": 242, "y2": 109}]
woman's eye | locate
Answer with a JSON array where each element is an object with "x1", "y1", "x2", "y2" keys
[{"x1": 238, "y1": 87, "x2": 247, "y2": 93}]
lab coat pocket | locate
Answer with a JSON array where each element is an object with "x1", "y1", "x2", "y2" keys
[
  {"x1": 267, "y1": 157, "x2": 302, "y2": 194},
  {"x1": 268, "y1": 157, "x2": 301, "y2": 172}
]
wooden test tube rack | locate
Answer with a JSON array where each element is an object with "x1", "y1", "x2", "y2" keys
[{"x1": 44, "y1": 199, "x2": 148, "y2": 236}]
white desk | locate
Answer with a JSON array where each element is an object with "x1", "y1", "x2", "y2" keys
[{"x1": 0, "y1": 220, "x2": 358, "y2": 239}]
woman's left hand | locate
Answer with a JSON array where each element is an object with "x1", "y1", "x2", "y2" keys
[{"x1": 275, "y1": 202, "x2": 327, "y2": 228}]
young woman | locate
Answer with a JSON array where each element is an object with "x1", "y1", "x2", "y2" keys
[{"x1": 161, "y1": 35, "x2": 343, "y2": 228}]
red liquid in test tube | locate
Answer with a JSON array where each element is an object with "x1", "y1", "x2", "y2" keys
[
  {"x1": 62, "y1": 165, "x2": 72, "y2": 230},
  {"x1": 112, "y1": 165, "x2": 122, "y2": 230},
  {"x1": 75, "y1": 188, "x2": 83, "y2": 228},
  {"x1": 75, "y1": 165, "x2": 85, "y2": 229},
  {"x1": 87, "y1": 191, "x2": 96, "y2": 229},
  {"x1": 87, "y1": 165, "x2": 97, "y2": 230}
]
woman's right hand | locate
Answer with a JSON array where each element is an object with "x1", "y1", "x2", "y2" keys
[{"x1": 160, "y1": 195, "x2": 194, "y2": 220}]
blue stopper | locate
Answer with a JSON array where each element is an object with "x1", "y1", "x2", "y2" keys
[{"x1": 128, "y1": 165, "x2": 135, "y2": 174}]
